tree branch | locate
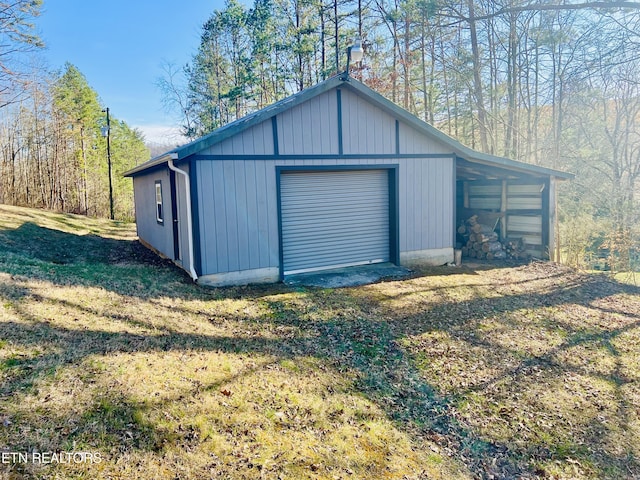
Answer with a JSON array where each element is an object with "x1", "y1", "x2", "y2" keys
[{"x1": 441, "y1": 1, "x2": 640, "y2": 24}]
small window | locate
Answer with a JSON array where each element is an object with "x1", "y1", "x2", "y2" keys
[{"x1": 155, "y1": 181, "x2": 164, "y2": 224}]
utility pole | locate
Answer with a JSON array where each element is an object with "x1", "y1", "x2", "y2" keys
[{"x1": 101, "y1": 107, "x2": 114, "y2": 220}]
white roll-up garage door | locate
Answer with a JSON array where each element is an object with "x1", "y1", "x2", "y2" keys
[{"x1": 280, "y1": 169, "x2": 390, "y2": 275}]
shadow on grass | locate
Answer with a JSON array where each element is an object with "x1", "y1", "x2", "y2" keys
[
  {"x1": 371, "y1": 272, "x2": 640, "y2": 477},
  {"x1": 253, "y1": 272, "x2": 640, "y2": 478},
  {"x1": 4, "y1": 281, "x2": 640, "y2": 478},
  {"x1": 1, "y1": 219, "x2": 640, "y2": 478},
  {"x1": 0, "y1": 222, "x2": 297, "y2": 303},
  {"x1": 0, "y1": 222, "x2": 200, "y2": 298}
]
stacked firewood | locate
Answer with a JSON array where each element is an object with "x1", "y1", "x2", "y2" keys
[
  {"x1": 458, "y1": 214, "x2": 531, "y2": 260},
  {"x1": 459, "y1": 215, "x2": 507, "y2": 260},
  {"x1": 503, "y1": 237, "x2": 529, "y2": 260}
]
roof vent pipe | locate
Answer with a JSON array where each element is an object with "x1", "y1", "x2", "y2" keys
[{"x1": 167, "y1": 156, "x2": 198, "y2": 282}]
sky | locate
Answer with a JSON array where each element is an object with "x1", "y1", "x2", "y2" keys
[{"x1": 35, "y1": 1, "x2": 226, "y2": 145}]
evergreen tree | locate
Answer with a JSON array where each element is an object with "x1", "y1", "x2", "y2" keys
[
  {"x1": 52, "y1": 63, "x2": 103, "y2": 215},
  {"x1": 0, "y1": 63, "x2": 149, "y2": 220}
]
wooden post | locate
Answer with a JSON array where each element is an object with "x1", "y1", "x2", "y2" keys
[
  {"x1": 548, "y1": 177, "x2": 559, "y2": 262},
  {"x1": 542, "y1": 178, "x2": 552, "y2": 261},
  {"x1": 500, "y1": 180, "x2": 507, "y2": 241},
  {"x1": 463, "y1": 181, "x2": 470, "y2": 208}
]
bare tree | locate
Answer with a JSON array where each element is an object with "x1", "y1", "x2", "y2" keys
[{"x1": 0, "y1": 0, "x2": 43, "y2": 108}]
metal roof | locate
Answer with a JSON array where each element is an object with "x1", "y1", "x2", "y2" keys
[{"x1": 124, "y1": 74, "x2": 574, "y2": 180}]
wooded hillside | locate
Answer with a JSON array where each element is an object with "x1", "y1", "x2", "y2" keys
[{"x1": 0, "y1": 2, "x2": 149, "y2": 221}]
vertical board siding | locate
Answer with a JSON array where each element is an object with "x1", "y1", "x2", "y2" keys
[
  {"x1": 201, "y1": 121, "x2": 275, "y2": 156},
  {"x1": 197, "y1": 161, "x2": 214, "y2": 272},
  {"x1": 133, "y1": 169, "x2": 174, "y2": 259},
  {"x1": 398, "y1": 123, "x2": 451, "y2": 155},
  {"x1": 277, "y1": 91, "x2": 338, "y2": 155},
  {"x1": 408, "y1": 158, "x2": 419, "y2": 248},
  {"x1": 195, "y1": 156, "x2": 455, "y2": 276},
  {"x1": 264, "y1": 160, "x2": 280, "y2": 266},
  {"x1": 428, "y1": 160, "x2": 437, "y2": 247},
  {"x1": 132, "y1": 83, "x2": 560, "y2": 279},
  {"x1": 244, "y1": 160, "x2": 259, "y2": 269},
  {"x1": 341, "y1": 89, "x2": 396, "y2": 155},
  {"x1": 399, "y1": 161, "x2": 408, "y2": 253},
  {"x1": 398, "y1": 157, "x2": 454, "y2": 253},
  {"x1": 222, "y1": 160, "x2": 239, "y2": 271},
  {"x1": 233, "y1": 160, "x2": 249, "y2": 271},
  {"x1": 254, "y1": 160, "x2": 271, "y2": 267},
  {"x1": 190, "y1": 86, "x2": 456, "y2": 276},
  {"x1": 197, "y1": 159, "x2": 281, "y2": 275},
  {"x1": 176, "y1": 162, "x2": 190, "y2": 267}
]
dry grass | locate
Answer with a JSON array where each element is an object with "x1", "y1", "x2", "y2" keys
[{"x1": 0, "y1": 204, "x2": 639, "y2": 479}]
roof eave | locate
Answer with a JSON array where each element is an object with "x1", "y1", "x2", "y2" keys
[
  {"x1": 459, "y1": 152, "x2": 575, "y2": 180},
  {"x1": 123, "y1": 152, "x2": 178, "y2": 177}
]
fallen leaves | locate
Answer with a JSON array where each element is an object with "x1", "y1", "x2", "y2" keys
[{"x1": 2, "y1": 206, "x2": 639, "y2": 479}]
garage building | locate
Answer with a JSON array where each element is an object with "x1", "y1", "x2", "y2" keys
[{"x1": 124, "y1": 75, "x2": 572, "y2": 286}]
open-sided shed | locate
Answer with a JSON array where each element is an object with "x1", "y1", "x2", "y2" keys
[{"x1": 124, "y1": 75, "x2": 573, "y2": 286}]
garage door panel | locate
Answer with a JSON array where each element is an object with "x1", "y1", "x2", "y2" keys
[
  {"x1": 281, "y1": 213, "x2": 388, "y2": 228},
  {"x1": 284, "y1": 249, "x2": 388, "y2": 272},
  {"x1": 281, "y1": 170, "x2": 390, "y2": 275},
  {"x1": 284, "y1": 230, "x2": 389, "y2": 244},
  {"x1": 283, "y1": 206, "x2": 388, "y2": 216},
  {"x1": 283, "y1": 236, "x2": 390, "y2": 254},
  {"x1": 281, "y1": 197, "x2": 388, "y2": 209},
  {"x1": 281, "y1": 185, "x2": 385, "y2": 195},
  {"x1": 282, "y1": 196, "x2": 384, "y2": 205}
]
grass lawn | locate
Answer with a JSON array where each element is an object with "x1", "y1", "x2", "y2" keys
[
  {"x1": 613, "y1": 272, "x2": 640, "y2": 287},
  {"x1": 1, "y1": 204, "x2": 639, "y2": 479}
]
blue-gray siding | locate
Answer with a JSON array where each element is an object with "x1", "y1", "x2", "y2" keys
[
  {"x1": 142, "y1": 87, "x2": 456, "y2": 277},
  {"x1": 200, "y1": 121, "x2": 275, "y2": 156},
  {"x1": 195, "y1": 89, "x2": 451, "y2": 159},
  {"x1": 132, "y1": 164, "x2": 191, "y2": 267},
  {"x1": 195, "y1": 156, "x2": 453, "y2": 276},
  {"x1": 130, "y1": 80, "x2": 565, "y2": 279},
  {"x1": 341, "y1": 89, "x2": 396, "y2": 155},
  {"x1": 133, "y1": 169, "x2": 174, "y2": 259},
  {"x1": 277, "y1": 91, "x2": 339, "y2": 155},
  {"x1": 399, "y1": 123, "x2": 452, "y2": 155}
]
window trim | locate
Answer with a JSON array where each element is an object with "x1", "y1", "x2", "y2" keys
[{"x1": 155, "y1": 180, "x2": 164, "y2": 224}]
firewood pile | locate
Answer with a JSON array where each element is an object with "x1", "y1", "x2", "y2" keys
[
  {"x1": 458, "y1": 214, "x2": 528, "y2": 260},
  {"x1": 503, "y1": 237, "x2": 529, "y2": 260}
]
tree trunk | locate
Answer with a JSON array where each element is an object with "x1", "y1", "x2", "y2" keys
[{"x1": 467, "y1": 0, "x2": 490, "y2": 152}]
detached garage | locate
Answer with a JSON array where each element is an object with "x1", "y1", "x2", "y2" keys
[{"x1": 124, "y1": 74, "x2": 572, "y2": 286}]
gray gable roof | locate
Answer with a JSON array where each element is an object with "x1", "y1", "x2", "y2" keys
[{"x1": 124, "y1": 75, "x2": 573, "y2": 180}]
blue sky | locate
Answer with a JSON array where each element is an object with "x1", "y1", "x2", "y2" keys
[{"x1": 35, "y1": 1, "x2": 226, "y2": 145}]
